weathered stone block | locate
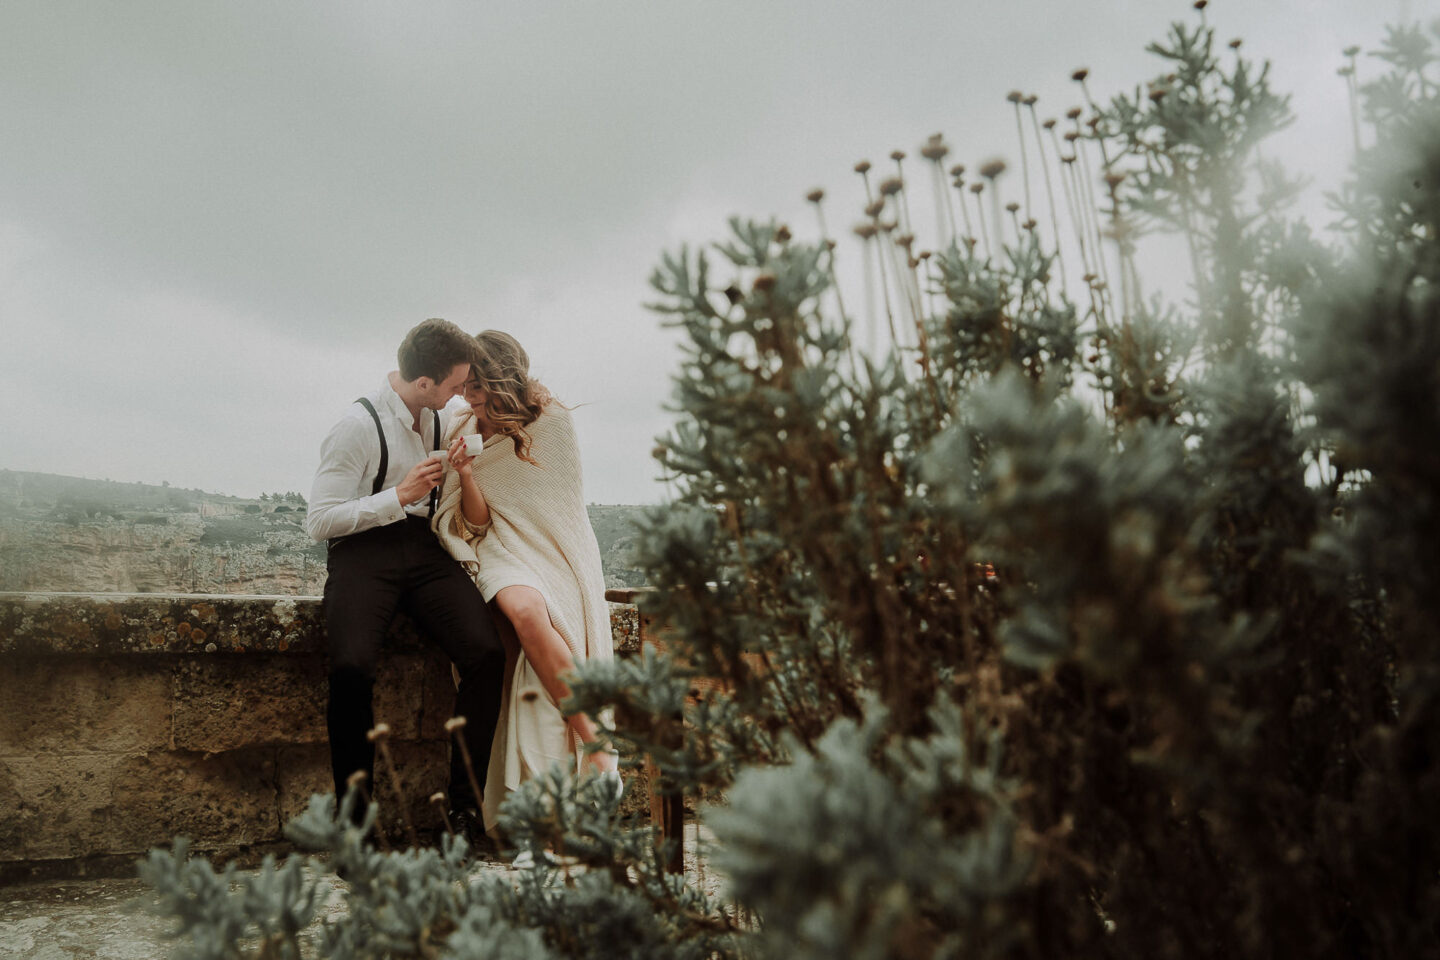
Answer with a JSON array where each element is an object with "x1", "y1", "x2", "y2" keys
[
  {"x1": 274, "y1": 741, "x2": 446, "y2": 841},
  {"x1": 368, "y1": 741, "x2": 448, "y2": 836},
  {"x1": 0, "y1": 754, "x2": 123, "y2": 861},
  {"x1": 274, "y1": 744, "x2": 333, "y2": 829},
  {"x1": 1, "y1": 750, "x2": 281, "y2": 861},
  {"x1": 108, "y1": 749, "x2": 278, "y2": 852},
  {"x1": 0, "y1": 657, "x2": 173, "y2": 757},
  {"x1": 172, "y1": 655, "x2": 327, "y2": 752},
  {"x1": 372, "y1": 654, "x2": 430, "y2": 741},
  {"x1": 418, "y1": 655, "x2": 460, "y2": 740},
  {"x1": 0, "y1": 758, "x2": 33, "y2": 860}
]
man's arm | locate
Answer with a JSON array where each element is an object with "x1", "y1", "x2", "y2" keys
[{"x1": 305, "y1": 416, "x2": 406, "y2": 542}]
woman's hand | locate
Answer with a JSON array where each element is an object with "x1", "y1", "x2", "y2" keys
[{"x1": 447, "y1": 437, "x2": 477, "y2": 473}]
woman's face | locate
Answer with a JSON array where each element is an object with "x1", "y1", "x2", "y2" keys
[{"x1": 462, "y1": 377, "x2": 489, "y2": 419}]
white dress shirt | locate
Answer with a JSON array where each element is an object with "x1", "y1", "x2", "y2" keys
[{"x1": 305, "y1": 378, "x2": 454, "y2": 543}]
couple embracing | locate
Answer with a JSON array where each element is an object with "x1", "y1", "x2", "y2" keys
[{"x1": 305, "y1": 318, "x2": 617, "y2": 848}]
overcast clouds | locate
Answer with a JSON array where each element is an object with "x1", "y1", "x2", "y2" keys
[{"x1": 0, "y1": 1, "x2": 1416, "y2": 504}]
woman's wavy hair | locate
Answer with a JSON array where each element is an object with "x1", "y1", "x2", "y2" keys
[{"x1": 469, "y1": 330, "x2": 554, "y2": 465}]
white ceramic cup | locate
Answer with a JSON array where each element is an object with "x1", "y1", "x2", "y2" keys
[{"x1": 464, "y1": 434, "x2": 485, "y2": 456}]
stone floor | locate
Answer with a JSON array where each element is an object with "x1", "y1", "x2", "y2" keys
[
  {"x1": 0, "y1": 833, "x2": 723, "y2": 959},
  {"x1": 2, "y1": 874, "x2": 207, "y2": 960},
  {"x1": 1, "y1": 862, "x2": 548, "y2": 959}
]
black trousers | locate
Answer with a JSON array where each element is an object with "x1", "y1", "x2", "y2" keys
[{"x1": 323, "y1": 514, "x2": 504, "y2": 814}]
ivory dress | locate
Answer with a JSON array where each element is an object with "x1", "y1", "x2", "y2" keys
[{"x1": 431, "y1": 404, "x2": 612, "y2": 831}]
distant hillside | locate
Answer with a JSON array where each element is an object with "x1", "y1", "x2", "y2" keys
[{"x1": 0, "y1": 470, "x2": 651, "y2": 594}]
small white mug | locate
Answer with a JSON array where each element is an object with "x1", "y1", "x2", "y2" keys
[{"x1": 463, "y1": 434, "x2": 485, "y2": 456}]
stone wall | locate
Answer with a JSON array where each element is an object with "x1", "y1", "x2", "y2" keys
[{"x1": 0, "y1": 592, "x2": 641, "y2": 882}]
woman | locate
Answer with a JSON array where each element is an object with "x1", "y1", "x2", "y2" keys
[{"x1": 431, "y1": 330, "x2": 618, "y2": 836}]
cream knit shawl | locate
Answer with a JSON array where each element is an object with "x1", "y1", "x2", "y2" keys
[{"x1": 431, "y1": 403, "x2": 612, "y2": 829}]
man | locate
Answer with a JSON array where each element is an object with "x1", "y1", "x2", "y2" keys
[{"x1": 306, "y1": 318, "x2": 503, "y2": 843}]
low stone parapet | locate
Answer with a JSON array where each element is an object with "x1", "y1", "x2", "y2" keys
[{"x1": 0, "y1": 592, "x2": 640, "y2": 882}]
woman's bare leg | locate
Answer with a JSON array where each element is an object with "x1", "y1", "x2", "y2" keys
[{"x1": 493, "y1": 585, "x2": 616, "y2": 774}]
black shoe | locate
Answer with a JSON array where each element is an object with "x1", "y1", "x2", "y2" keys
[{"x1": 448, "y1": 808, "x2": 499, "y2": 862}]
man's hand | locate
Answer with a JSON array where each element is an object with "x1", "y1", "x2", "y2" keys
[{"x1": 395, "y1": 456, "x2": 445, "y2": 505}]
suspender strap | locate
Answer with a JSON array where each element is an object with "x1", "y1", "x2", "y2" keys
[
  {"x1": 428, "y1": 409, "x2": 441, "y2": 517},
  {"x1": 353, "y1": 400, "x2": 440, "y2": 516},
  {"x1": 354, "y1": 397, "x2": 388, "y2": 496}
]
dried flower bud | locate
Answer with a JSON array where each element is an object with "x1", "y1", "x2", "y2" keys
[
  {"x1": 1006, "y1": 90, "x2": 1024, "y2": 103},
  {"x1": 775, "y1": 224, "x2": 792, "y2": 243},
  {"x1": 367, "y1": 723, "x2": 391, "y2": 742},
  {"x1": 1023, "y1": 218, "x2": 1037, "y2": 230},
  {"x1": 753, "y1": 272, "x2": 777, "y2": 292},
  {"x1": 979, "y1": 158, "x2": 1007, "y2": 179},
  {"x1": 806, "y1": 188, "x2": 825, "y2": 203},
  {"x1": 896, "y1": 233, "x2": 915, "y2": 248},
  {"x1": 1149, "y1": 87, "x2": 1167, "y2": 101},
  {"x1": 879, "y1": 220, "x2": 898, "y2": 233},
  {"x1": 1228, "y1": 38, "x2": 1242, "y2": 49},
  {"x1": 1023, "y1": 93, "x2": 1038, "y2": 106},
  {"x1": 864, "y1": 199, "x2": 886, "y2": 217},
  {"x1": 908, "y1": 257, "x2": 920, "y2": 268},
  {"x1": 1071, "y1": 68, "x2": 1089, "y2": 82},
  {"x1": 444, "y1": 716, "x2": 468, "y2": 733},
  {"x1": 920, "y1": 141, "x2": 949, "y2": 161},
  {"x1": 1043, "y1": 118, "x2": 1057, "y2": 129},
  {"x1": 651, "y1": 444, "x2": 668, "y2": 460},
  {"x1": 949, "y1": 163, "x2": 965, "y2": 177},
  {"x1": 854, "y1": 160, "x2": 871, "y2": 174},
  {"x1": 1061, "y1": 154, "x2": 1077, "y2": 164},
  {"x1": 1193, "y1": 0, "x2": 1207, "y2": 8},
  {"x1": 890, "y1": 149, "x2": 906, "y2": 161},
  {"x1": 1066, "y1": 107, "x2": 1083, "y2": 120},
  {"x1": 1104, "y1": 171, "x2": 1125, "y2": 188},
  {"x1": 878, "y1": 177, "x2": 904, "y2": 196},
  {"x1": 1064, "y1": 131, "x2": 1080, "y2": 142},
  {"x1": 1343, "y1": 45, "x2": 1360, "y2": 57},
  {"x1": 918, "y1": 250, "x2": 932, "y2": 260},
  {"x1": 969, "y1": 182, "x2": 985, "y2": 194},
  {"x1": 853, "y1": 222, "x2": 879, "y2": 239},
  {"x1": 1005, "y1": 201, "x2": 1020, "y2": 213}
]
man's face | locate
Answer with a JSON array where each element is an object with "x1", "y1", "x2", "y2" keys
[{"x1": 423, "y1": 363, "x2": 472, "y2": 409}]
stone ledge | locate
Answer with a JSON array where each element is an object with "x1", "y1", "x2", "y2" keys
[
  {"x1": 0, "y1": 591, "x2": 645, "y2": 879},
  {"x1": 0, "y1": 593, "x2": 641, "y2": 657}
]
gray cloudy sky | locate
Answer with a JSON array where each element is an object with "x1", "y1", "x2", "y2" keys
[{"x1": 0, "y1": 1, "x2": 1415, "y2": 504}]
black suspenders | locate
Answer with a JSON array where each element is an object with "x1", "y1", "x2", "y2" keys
[
  {"x1": 353, "y1": 398, "x2": 442, "y2": 514},
  {"x1": 428, "y1": 408, "x2": 441, "y2": 516},
  {"x1": 354, "y1": 398, "x2": 388, "y2": 495}
]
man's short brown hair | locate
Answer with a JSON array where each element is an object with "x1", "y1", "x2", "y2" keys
[{"x1": 396, "y1": 318, "x2": 482, "y2": 383}]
